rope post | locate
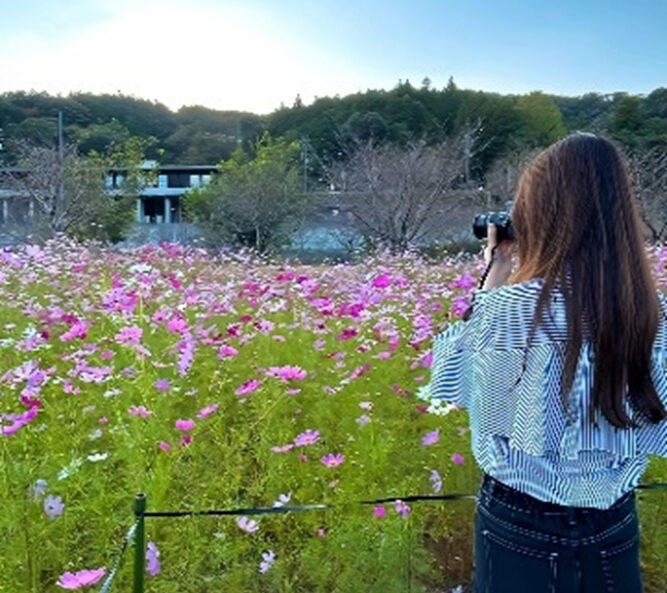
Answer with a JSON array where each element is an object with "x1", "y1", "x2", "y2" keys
[{"x1": 133, "y1": 493, "x2": 146, "y2": 593}]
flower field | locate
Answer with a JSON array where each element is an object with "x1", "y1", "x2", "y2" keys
[{"x1": 2, "y1": 241, "x2": 667, "y2": 593}]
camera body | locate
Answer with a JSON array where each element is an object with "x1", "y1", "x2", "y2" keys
[{"x1": 472, "y1": 211, "x2": 514, "y2": 242}]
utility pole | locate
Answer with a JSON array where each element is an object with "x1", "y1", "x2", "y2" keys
[{"x1": 57, "y1": 111, "x2": 65, "y2": 232}]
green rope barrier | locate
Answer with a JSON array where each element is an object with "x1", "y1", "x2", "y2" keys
[{"x1": 98, "y1": 521, "x2": 138, "y2": 593}]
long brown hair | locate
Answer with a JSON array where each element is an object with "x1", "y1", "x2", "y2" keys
[{"x1": 509, "y1": 132, "x2": 666, "y2": 429}]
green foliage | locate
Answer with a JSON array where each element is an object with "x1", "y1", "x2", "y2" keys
[
  {"x1": 183, "y1": 134, "x2": 310, "y2": 252},
  {"x1": 514, "y1": 91, "x2": 568, "y2": 146}
]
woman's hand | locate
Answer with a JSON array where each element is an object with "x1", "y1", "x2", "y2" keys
[{"x1": 482, "y1": 223, "x2": 514, "y2": 290}]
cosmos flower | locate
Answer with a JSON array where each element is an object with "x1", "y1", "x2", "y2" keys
[
  {"x1": 235, "y1": 379, "x2": 261, "y2": 396},
  {"x1": 146, "y1": 542, "x2": 161, "y2": 576},
  {"x1": 56, "y1": 567, "x2": 106, "y2": 589},
  {"x1": 259, "y1": 550, "x2": 276, "y2": 573},
  {"x1": 154, "y1": 379, "x2": 171, "y2": 392},
  {"x1": 175, "y1": 419, "x2": 195, "y2": 432},
  {"x1": 237, "y1": 516, "x2": 259, "y2": 533},
  {"x1": 197, "y1": 403, "x2": 219, "y2": 418},
  {"x1": 394, "y1": 499, "x2": 411, "y2": 519},
  {"x1": 129, "y1": 405, "x2": 151, "y2": 418},
  {"x1": 373, "y1": 506, "x2": 387, "y2": 518},
  {"x1": 294, "y1": 429, "x2": 320, "y2": 447},
  {"x1": 430, "y1": 470, "x2": 443, "y2": 493},
  {"x1": 266, "y1": 365, "x2": 307, "y2": 381},
  {"x1": 321, "y1": 453, "x2": 345, "y2": 468},
  {"x1": 451, "y1": 453, "x2": 465, "y2": 465},
  {"x1": 44, "y1": 494, "x2": 65, "y2": 520},
  {"x1": 421, "y1": 429, "x2": 440, "y2": 446}
]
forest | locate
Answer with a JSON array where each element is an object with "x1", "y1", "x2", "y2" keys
[{"x1": 1, "y1": 78, "x2": 666, "y2": 184}]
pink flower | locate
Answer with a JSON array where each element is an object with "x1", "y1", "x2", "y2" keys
[
  {"x1": 321, "y1": 453, "x2": 345, "y2": 468},
  {"x1": 421, "y1": 429, "x2": 440, "y2": 446},
  {"x1": 217, "y1": 345, "x2": 238, "y2": 359},
  {"x1": 98, "y1": 417, "x2": 108, "y2": 425},
  {"x1": 373, "y1": 505, "x2": 387, "y2": 518},
  {"x1": 235, "y1": 379, "x2": 261, "y2": 396},
  {"x1": 394, "y1": 499, "x2": 411, "y2": 519},
  {"x1": 115, "y1": 326, "x2": 143, "y2": 347},
  {"x1": 197, "y1": 403, "x2": 219, "y2": 418},
  {"x1": 158, "y1": 441, "x2": 172, "y2": 452},
  {"x1": 175, "y1": 418, "x2": 195, "y2": 432},
  {"x1": 298, "y1": 454, "x2": 308, "y2": 462},
  {"x1": 181, "y1": 434, "x2": 192, "y2": 447},
  {"x1": 154, "y1": 378, "x2": 171, "y2": 392},
  {"x1": 294, "y1": 429, "x2": 320, "y2": 447},
  {"x1": 450, "y1": 295, "x2": 472, "y2": 318},
  {"x1": 129, "y1": 405, "x2": 151, "y2": 418},
  {"x1": 57, "y1": 567, "x2": 106, "y2": 589},
  {"x1": 371, "y1": 274, "x2": 391, "y2": 288},
  {"x1": 450, "y1": 272, "x2": 477, "y2": 290},
  {"x1": 271, "y1": 443, "x2": 294, "y2": 453},
  {"x1": 166, "y1": 318, "x2": 188, "y2": 334},
  {"x1": 237, "y1": 516, "x2": 259, "y2": 533},
  {"x1": 286, "y1": 388, "x2": 301, "y2": 395},
  {"x1": 451, "y1": 453, "x2": 465, "y2": 465},
  {"x1": 316, "y1": 528, "x2": 326, "y2": 537},
  {"x1": 266, "y1": 365, "x2": 307, "y2": 381}
]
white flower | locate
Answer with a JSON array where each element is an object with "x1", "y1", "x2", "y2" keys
[
  {"x1": 87, "y1": 452, "x2": 109, "y2": 463},
  {"x1": 236, "y1": 516, "x2": 259, "y2": 533},
  {"x1": 273, "y1": 492, "x2": 292, "y2": 508},
  {"x1": 259, "y1": 550, "x2": 276, "y2": 573}
]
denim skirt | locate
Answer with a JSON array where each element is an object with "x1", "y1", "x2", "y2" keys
[{"x1": 473, "y1": 473, "x2": 642, "y2": 593}]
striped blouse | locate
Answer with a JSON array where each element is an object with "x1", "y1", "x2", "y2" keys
[{"x1": 429, "y1": 278, "x2": 667, "y2": 509}]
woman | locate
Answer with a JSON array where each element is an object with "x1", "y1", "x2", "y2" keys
[{"x1": 429, "y1": 133, "x2": 667, "y2": 593}]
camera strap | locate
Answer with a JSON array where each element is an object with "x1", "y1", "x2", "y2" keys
[{"x1": 461, "y1": 244, "x2": 499, "y2": 321}]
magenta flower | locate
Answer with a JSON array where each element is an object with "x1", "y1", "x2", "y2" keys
[
  {"x1": 373, "y1": 505, "x2": 387, "y2": 518},
  {"x1": 321, "y1": 453, "x2": 345, "y2": 468},
  {"x1": 158, "y1": 441, "x2": 172, "y2": 452},
  {"x1": 371, "y1": 274, "x2": 391, "y2": 288},
  {"x1": 235, "y1": 379, "x2": 261, "y2": 396},
  {"x1": 237, "y1": 516, "x2": 259, "y2": 533},
  {"x1": 56, "y1": 567, "x2": 106, "y2": 589},
  {"x1": 217, "y1": 345, "x2": 238, "y2": 359},
  {"x1": 421, "y1": 429, "x2": 440, "y2": 446},
  {"x1": 451, "y1": 453, "x2": 465, "y2": 465},
  {"x1": 266, "y1": 365, "x2": 307, "y2": 381},
  {"x1": 146, "y1": 542, "x2": 161, "y2": 576},
  {"x1": 44, "y1": 494, "x2": 65, "y2": 520},
  {"x1": 175, "y1": 418, "x2": 195, "y2": 432},
  {"x1": 197, "y1": 403, "x2": 219, "y2": 418},
  {"x1": 294, "y1": 429, "x2": 320, "y2": 447}
]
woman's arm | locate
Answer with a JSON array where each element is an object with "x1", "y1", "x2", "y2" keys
[{"x1": 482, "y1": 223, "x2": 514, "y2": 290}]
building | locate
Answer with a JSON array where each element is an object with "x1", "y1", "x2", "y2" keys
[{"x1": 0, "y1": 163, "x2": 217, "y2": 245}]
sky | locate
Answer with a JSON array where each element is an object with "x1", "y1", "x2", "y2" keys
[{"x1": 1, "y1": 0, "x2": 666, "y2": 114}]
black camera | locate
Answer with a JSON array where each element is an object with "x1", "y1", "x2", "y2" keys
[{"x1": 472, "y1": 211, "x2": 514, "y2": 242}]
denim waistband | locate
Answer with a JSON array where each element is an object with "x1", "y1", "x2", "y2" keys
[{"x1": 480, "y1": 473, "x2": 635, "y2": 515}]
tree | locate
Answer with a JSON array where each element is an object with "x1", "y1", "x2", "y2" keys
[
  {"x1": 515, "y1": 91, "x2": 567, "y2": 146},
  {"x1": 183, "y1": 134, "x2": 311, "y2": 252},
  {"x1": 327, "y1": 128, "x2": 488, "y2": 252},
  {"x1": 627, "y1": 145, "x2": 667, "y2": 241},
  {"x1": 3, "y1": 137, "x2": 150, "y2": 244}
]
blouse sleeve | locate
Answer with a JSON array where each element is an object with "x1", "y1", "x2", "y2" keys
[{"x1": 428, "y1": 289, "x2": 491, "y2": 409}]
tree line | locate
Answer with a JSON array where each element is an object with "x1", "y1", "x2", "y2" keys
[{"x1": 1, "y1": 79, "x2": 667, "y2": 251}]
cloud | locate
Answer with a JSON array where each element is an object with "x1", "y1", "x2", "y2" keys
[{"x1": 0, "y1": 0, "x2": 362, "y2": 113}]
